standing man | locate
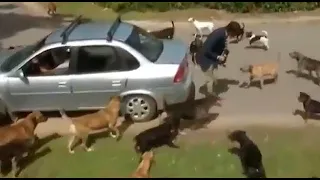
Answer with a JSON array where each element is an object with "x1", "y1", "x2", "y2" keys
[{"x1": 196, "y1": 22, "x2": 237, "y2": 96}]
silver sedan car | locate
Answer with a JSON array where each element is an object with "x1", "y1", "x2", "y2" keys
[{"x1": 0, "y1": 16, "x2": 194, "y2": 122}]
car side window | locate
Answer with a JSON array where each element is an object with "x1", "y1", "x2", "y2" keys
[
  {"x1": 75, "y1": 45, "x2": 122, "y2": 74},
  {"x1": 114, "y1": 47, "x2": 140, "y2": 71},
  {"x1": 22, "y1": 46, "x2": 71, "y2": 77}
]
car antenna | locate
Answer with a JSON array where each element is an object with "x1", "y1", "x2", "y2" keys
[
  {"x1": 61, "y1": 15, "x2": 83, "y2": 44},
  {"x1": 107, "y1": 15, "x2": 122, "y2": 42}
]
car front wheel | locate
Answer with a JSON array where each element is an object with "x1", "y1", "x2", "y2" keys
[{"x1": 123, "y1": 95, "x2": 157, "y2": 122}]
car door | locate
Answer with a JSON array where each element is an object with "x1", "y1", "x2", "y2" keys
[
  {"x1": 69, "y1": 45, "x2": 129, "y2": 110},
  {"x1": 7, "y1": 46, "x2": 73, "y2": 111}
]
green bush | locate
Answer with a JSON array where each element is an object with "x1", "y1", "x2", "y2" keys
[{"x1": 94, "y1": 2, "x2": 320, "y2": 13}]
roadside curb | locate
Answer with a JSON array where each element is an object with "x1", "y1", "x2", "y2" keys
[
  {"x1": 19, "y1": 2, "x2": 50, "y2": 17},
  {"x1": 126, "y1": 16, "x2": 320, "y2": 27}
]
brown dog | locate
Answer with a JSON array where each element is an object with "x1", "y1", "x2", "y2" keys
[
  {"x1": 0, "y1": 111, "x2": 47, "y2": 146},
  {"x1": 60, "y1": 96, "x2": 121, "y2": 154},
  {"x1": 131, "y1": 151, "x2": 154, "y2": 178},
  {"x1": 240, "y1": 53, "x2": 280, "y2": 89},
  {"x1": 47, "y1": 2, "x2": 57, "y2": 16}
]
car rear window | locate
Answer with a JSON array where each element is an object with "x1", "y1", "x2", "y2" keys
[{"x1": 125, "y1": 25, "x2": 163, "y2": 63}]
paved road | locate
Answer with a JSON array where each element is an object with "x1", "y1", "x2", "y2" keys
[{"x1": 2, "y1": 3, "x2": 320, "y2": 137}]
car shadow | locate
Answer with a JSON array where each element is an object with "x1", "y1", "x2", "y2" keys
[
  {"x1": 293, "y1": 109, "x2": 320, "y2": 121},
  {"x1": 286, "y1": 70, "x2": 319, "y2": 84},
  {"x1": 164, "y1": 93, "x2": 222, "y2": 131},
  {"x1": 0, "y1": 134, "x2": 58, "y2": 177}
]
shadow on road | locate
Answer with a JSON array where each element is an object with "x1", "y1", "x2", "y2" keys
[
  {"x1": 245, "y1": 45, "x2": 267, "y2": 51},
  {"x1": 239, "y1": 78, "x2": 276, "y2": 89},
  {"x1": 286, "y1": 70, "x2": 319, "y2": 85},
  {"x1": 163, "y1": 93, "x2": 222, "y2": 131},
  {"x1": 199, "y1": 78, "x2": 239, "y2": 97},
  {"x1": 229, "y1": 39, "x2": 239, "y2": 44},
  {"x1": 0, "y1": 11, "x2": 90, "y2": 43},
  {"x1": 0, "y1": 4, "x2": 18, "y2": 10}
]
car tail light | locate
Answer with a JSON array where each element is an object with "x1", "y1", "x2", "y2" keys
[{"x1": 173, "y1": 55, "x2": 188, "y2": 83}]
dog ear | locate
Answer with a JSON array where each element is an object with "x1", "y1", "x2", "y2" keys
[
  {"x1": 248, "y1": 65, "x2": 253, "y2": 72},
  {"x1": 239, "y1": 130, "x2": 246, "y2": 135}
]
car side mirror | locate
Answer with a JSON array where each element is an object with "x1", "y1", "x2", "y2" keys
[{"x1": 17, "y1": 69, "x2": 25, "y2": 79}]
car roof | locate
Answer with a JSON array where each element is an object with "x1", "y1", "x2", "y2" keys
[{"x1": 45, "y1": 21, "x2": 134, "y2": 45}]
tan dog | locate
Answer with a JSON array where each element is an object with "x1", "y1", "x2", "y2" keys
[
  {"x1": 47, "y1": 2, "x2": 57, "y2": 16},
  {"x1": 131, "y1": 151, "x2": 154, "y2": 178},
  {"x1": 60, "y1": 96, "x2": 121, "y2": 154},
  {"x1": 0, "y1": 111, "x2": 48, "y2": 146},
  {"x1": 240, "y1": 53, "x2": 280, "y2": 89}
]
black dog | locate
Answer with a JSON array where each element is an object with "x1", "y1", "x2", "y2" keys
[
  {"x1": 0, "y1": 138, "x2": 35, "y2": 177},
  {"x1": 133, "y1": 113, "x2": 180, "y2": 154},
  {"x1": 189, "y1": 34, "x2": 203, "y2": 65},
  {"x1": 289, "y1": 51, "x2": 320, "y2": 85},
  {"x1": 228, "y1": 130, "x2": 266, "y2": 178},
  {"x1": 149, "y1": 21, "x2": 175, "y2": 40},
  {"x1": 295, "y1": 92, "x2": 320, "y2": 124}
]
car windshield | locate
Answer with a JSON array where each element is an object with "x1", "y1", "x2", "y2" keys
[
  {"x1": 125, "y1": 25, "x2": 163, "y2": 62},
  {"x1": 0, "y1": 35, "x2": 47, "y2": 72}
]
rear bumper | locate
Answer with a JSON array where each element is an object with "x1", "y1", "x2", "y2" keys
[{"x1": 161, "y1": 70, "x2": 195, "y2": 107}]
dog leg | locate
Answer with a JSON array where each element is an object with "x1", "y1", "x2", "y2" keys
[
  {"x1": 246, "y1": 77, "x2": 253, "y2": 88},
  {"x1": 80, "y1": 135, "x2": 94, "y2": 152},
  {"x1": 274, "y1": 74, "x2": 279, "y2": 83},
  {"x1": 11, "y1": 156, "x2": 20, "y2": 178},
  {"x1": 315, "y1": 70, "x2": 320, "y2": 85},
  {"x1": 296, "y1": 63, "x2": 304, "y2": 78},
  {"x1": 108, "y1": 126, "x2": 120, "y2": 139},
  {"x1": 259, "y1": 78, "x2": 264, "y2": 89},
  {"x1": 68, "y1": 135, "x2": 78, "y2": 154},
  {"x1": 303, "y1": 111, "x2": 310, "y2": 124},
  {"x1": 167, "y1": 141, "x2": 179, "y2": 149}
]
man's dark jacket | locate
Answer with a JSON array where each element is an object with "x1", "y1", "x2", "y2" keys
[{"x1": 196, "y1": 27, "x2": 227, "y2": 71}]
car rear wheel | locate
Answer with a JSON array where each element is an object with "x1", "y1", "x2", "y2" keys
[{"x1": 123, "y1": 95, "x2": 157, "y2": 122}]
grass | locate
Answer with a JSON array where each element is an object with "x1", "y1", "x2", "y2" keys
[
  {"x1": 12, "y1": 126, "x2": 320, "y2": 178},
  {"x1": 39, "y1": 2, "x2": 229, "y2": 21}
]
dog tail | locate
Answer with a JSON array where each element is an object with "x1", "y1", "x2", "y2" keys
[
  {"x1": 171, "y1": 20, "x2": 175, "y2": 38},
  {"x1": 241, "y1": 22, "x2": 245, "y2": 30},
  {"x1": 59, "y1": 109, "x2": 77, "y2": 134},
  {"x1": 261, "y1": 30, "x2": 268, "y2": 37}
]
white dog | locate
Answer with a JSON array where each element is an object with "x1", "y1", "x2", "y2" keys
[
  {"x1": 245, "y1": 30, "x2": 269, "y2": 51},
  {"x1": 188, "y1": 17, "x2": 215, "y2": 37}
]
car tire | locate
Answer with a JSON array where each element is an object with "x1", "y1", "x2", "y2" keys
[{"x1": 123, "y1": 95, "x2": 157, "y2": 122}]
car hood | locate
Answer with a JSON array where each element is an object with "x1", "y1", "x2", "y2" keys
[
  {"x1": 0, "y1": 47, "x2": 21, "y2": 66},
  {"x1": 154, "y1": 39, "x2": 188, "y2": 64}
]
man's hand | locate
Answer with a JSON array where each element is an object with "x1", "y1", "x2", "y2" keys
[{"x1": 217, "y1": 55, "x2": 226, "y2": 62}]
